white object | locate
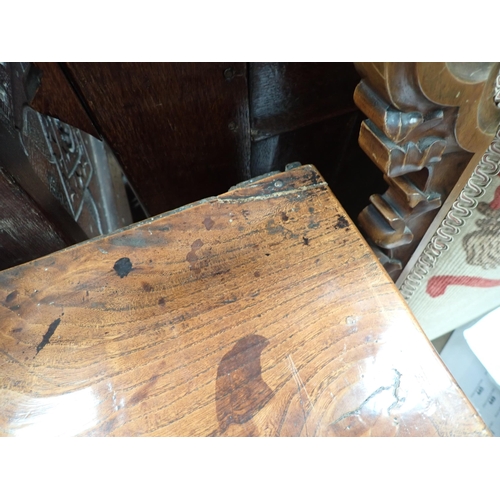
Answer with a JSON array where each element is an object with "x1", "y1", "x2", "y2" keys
[
  {"x1": 463, "y1": 306, "x2": 500, "y2": 386},
  {"x1": 441, "y1": 313, "x2": 500, "y2": 436}
]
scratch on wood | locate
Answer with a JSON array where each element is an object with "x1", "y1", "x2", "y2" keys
[
  {"x1": 0, "y1": 348, "x2": 58, "y2": 385},
  {"x1": 0, "y1": 348, "x2": 24, "y2": 366},
  {"x1": 287, "y1": 354, "x2": 315, "y2": 410}
]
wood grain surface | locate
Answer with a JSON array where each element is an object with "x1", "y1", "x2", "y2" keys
[
  {"x1": 0, "y1": 165, "x2": 489, "y2": 436},
  {"x1": 249, "y1": 63, "x2": 359, "y2": 141},
  {"x1": 30, "y1": 63, "x2": 99, "y2": 137},
  {"x1": 0, "y1": 165, "x2": 67, "y2": 270},
  {"x1": 61, "y1": 63, "x2": 251, "y2": 216}
]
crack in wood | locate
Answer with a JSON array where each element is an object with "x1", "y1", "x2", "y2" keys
[{"x1": 330, "y1": 369, "x2": 403, "y2": 427}]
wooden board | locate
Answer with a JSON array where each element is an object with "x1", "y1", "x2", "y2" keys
[
  {"x1": 0, "y1": 165, "x2": 67, "y2": 270},
  {"x1": 249, "y1": 63, "x2": 359, "y2": 141},
  {"x1": 30, "y1": 63, "x2": 99, "y2": 137},
  {"x1": 61, "y1": 63, "x2": 251, "y2": 216},
  {"x1": 0, "y1": 165, "x2": 489, "y2": 436}
]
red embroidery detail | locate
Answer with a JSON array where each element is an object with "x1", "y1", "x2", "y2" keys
[
  {"x1": 427, "y1": 275, "x2": 500, "y2": 297},
  {"x1": 490, "y1": 185, "x2": 500, "y2": 210}
]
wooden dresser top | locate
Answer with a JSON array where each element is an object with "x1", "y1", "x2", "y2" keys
[{"x1": 0, "y1": 165, "x2": 489, "y2": 436}]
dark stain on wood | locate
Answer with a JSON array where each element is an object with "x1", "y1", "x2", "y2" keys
[
  {"x1": 142, "y1": 282, "x2": 154, "y2": 293},
  {"x1": 215, "y1": 334, "x2": 274, "y2": 433},
  {"x1": 334, "y1": 215, "x2": 350, "y2": 230},
  {"x1": 213, "y1": 269, "x2": 230, "y2": 277},
  {"x1": 254, "y1": 271, "x2": 260, "y2": 278},
  {"x1": 186, "y1": 239, "x2": 204, "y2": 274},
  {"x1": 113, "y1": 257, "x2": 133, "y2": 278},
  {"x1": 36, "y1": 318, "x2": 61, "y2": 356},
  {"x1": 186, "y1": 239, "x2": 204, "y2": 261},
  {"x1": 5, "y1": 291, "x2": 18, "y2": 303},
  {"x1": 128, "y1": 374, "x2": 160, "y2": 407},
  {"x1": 309, "y1": 169, "x2": 322, "y2": 186},
  {"x1": 266, "y1": 220, "x2": 284, "y2": 235},
  {"x1": 203, "y1": 217, "x2": 215, "y2": 230},
  {"x1": 280, "y1": 212, "x2": 289, "y2": 222},
  {"x1": 158, "y1": 297, "x2": 166, "y2": 306},
  {"x1": 303, "y1": 237, "x2": 309, "y2": 246}
]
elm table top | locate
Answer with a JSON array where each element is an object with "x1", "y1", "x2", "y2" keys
[{"x1": 0, "y1": 165, "x2": 489, "y2": 436}]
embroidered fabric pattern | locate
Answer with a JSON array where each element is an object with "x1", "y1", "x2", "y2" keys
[{"x1": 400, "y1": 127, "x2": 500, "y2": 300}]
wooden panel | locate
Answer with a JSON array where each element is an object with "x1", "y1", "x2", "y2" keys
[
  {"x1": 0, "y1": 165, "x2": 67, "y2": 270},
  {"x1": 0, "y1": 62, "x2": 130, "y2": 272},
  {"x1": 0, "y1": 127, "x2": 88, "y2": 272},
  {"x1": 249, "y1": 62, "x2": 360, "y2": 141},
  {"x1": 0, "y1": 165, "x2": 488, "y2": 436},
  {"x1": 30, "y1": 63, "x2": 98, "y2": 137},
  {"x1": 0, "y1": 63, "x2": 88, "y2": 251},
  {"x1": 62, "y1": 63, "x2": 251, "y2": 216}
]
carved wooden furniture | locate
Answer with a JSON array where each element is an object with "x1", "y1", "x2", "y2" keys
[
  {"x1": 30, "y1": 63, "x2": 375, "y2": 218},
  {"x1": 355, "y1": 63, "x2": 500, "y2": 281},
  {"x1": 399, "y1": 109, "x2": 500, "y2": 339},
  {"x1": 3, "y1": 61, "x2": 500, "y2": 352},
  {"x1": 1, "y1": 62, "x2": 377, "y2": 272},
  {"x1": 0, "y1": 62, "x2": 132, "y2": 271},
  {"x1": 0, "y1": 165, "x2": 488, "y2": 436},
  {"x1": 354, "y1": 63, "x2": 500, "y2": 341}
]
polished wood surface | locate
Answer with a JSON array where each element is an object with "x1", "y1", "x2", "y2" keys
[{"x1": 0, "y1": 165, "x2": 488, "y2": 436}]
